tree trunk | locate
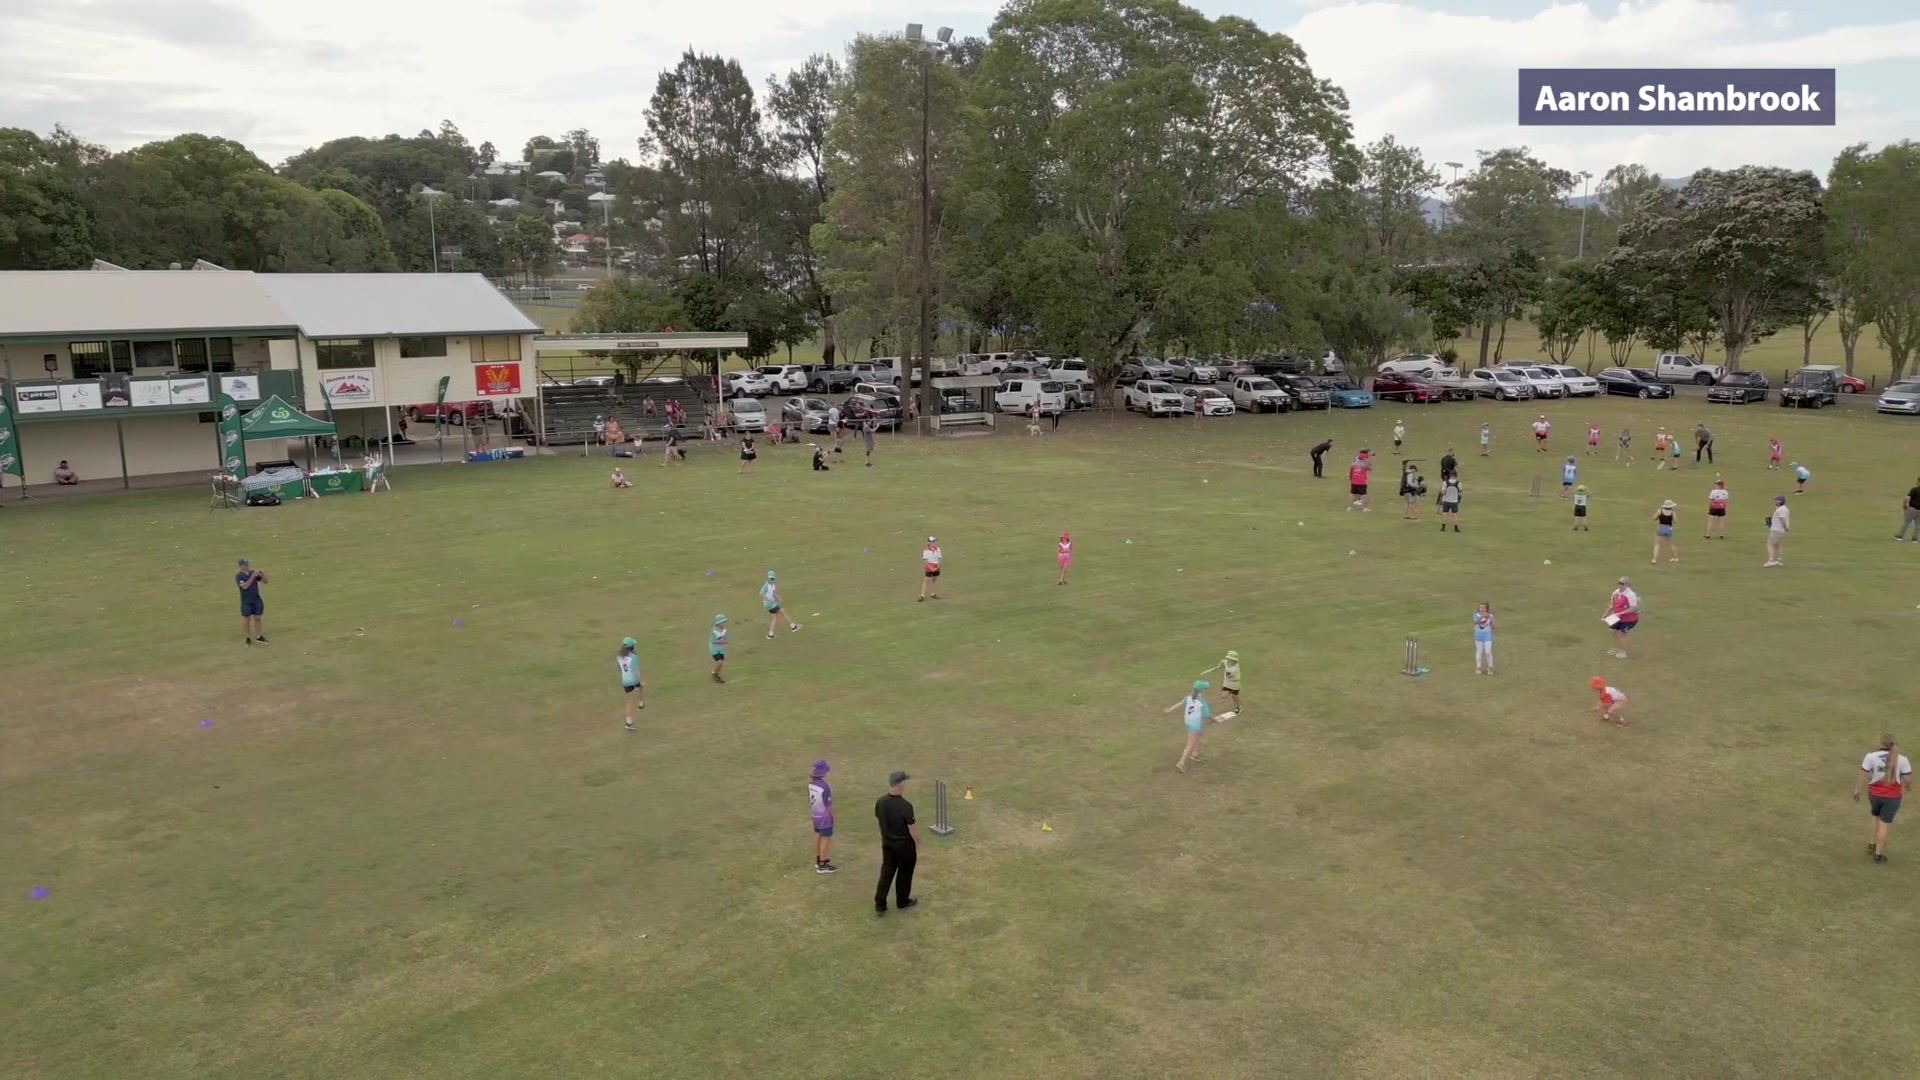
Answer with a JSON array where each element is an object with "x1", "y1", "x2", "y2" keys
[
  {"x1": 1476, "y1": 321, "x2": 1492, "y2": 368},
  {"x1": 1725, "y1": 340, "x2": 1746, "y2": 373},
  {"x1": 1492, "y1": 317, "x2": 1509, "y2": 364},
  {"x1": 819, "y1": 315, "x2": 837, "y2": 365}
]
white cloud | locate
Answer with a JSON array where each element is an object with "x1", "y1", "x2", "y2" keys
[{"x1": 1283, "y1": 0, "x2": 1920, "y2": 184}]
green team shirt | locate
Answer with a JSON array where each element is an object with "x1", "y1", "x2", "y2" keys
[
  {"x1": 1220, "y1": 659, "x2": 1241, "y2": 690},
  {"x1": 1573, "y1": 490, "x2": 1589, "y2": 508}
]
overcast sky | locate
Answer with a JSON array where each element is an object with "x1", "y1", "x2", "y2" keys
[{"x1": 3, "y1": 0, "x2": 1914, "y2": 189}]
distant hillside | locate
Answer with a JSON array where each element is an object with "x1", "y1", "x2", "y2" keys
[{"x1": 1420, "y1": 175, "x2": 1689, "y2": 226}]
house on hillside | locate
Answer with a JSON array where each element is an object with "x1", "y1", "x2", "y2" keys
[
  {"x1": 488, "y1": 197, "x2": 521, "y2": 210},
  {"x1": 484, "y1": 160, "x2": 528, "y2": 176},
  {"x1": 533, "y1": 170, "x2": 567, "y2": 182},
  {"x1": 583, "y1": 170, "x2": 606, "y2": 188}
]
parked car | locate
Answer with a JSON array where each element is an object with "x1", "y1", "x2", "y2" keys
[
  {"x1": 1313, "y1": 377, "x2": 1374, "y2": 408},
  {"x1": 1779, "y1": 367, "x2": 1840, "y2": 408},
  {"x1": 722, "y1": 370, "x2": 773, "y2": 397},
  {"x1": 800, "y1": 365, "x2": 859, "y2": 393},
  {"x1": 1275, "y1": 374, "x2": 1330, "y2": 409},
  {"x1": 847, "y1": 361, "x2": 900, "y2": 386},
  {"x1": 1371, "y1": 371, "x2": 1446, "y2": 403},
  {"x1": 755, "y1": 365, "x2": 808, "y2": 392},
  {"x1": 1425, "y1": 368, "x2": 1479, "y2": 401},
  {"x1": 729, "y1": 398, "x2": 769, "y2": 431},
  {"x1": 997, "y1": 361, "x2": 1052, "y2": 382},
  {"x1": 1499, "y1": 363, "x2": 1567, "y2": 398},
  {"x1": 1877, "y1": 379, "x2": 1920, "y2": 415},
  {"x1": 1179, "y1": 385, "x2": 1237, "y2": 415},
  {"x1": 1319, "y1": 350, "x2": 1344, "y2": 374},
  {"x1": 961, "y1": 352, "x2": 1017, "y2": 376},
  {"x1": 1124, "y1": 379, "x2": 1187, "y2": 416},
  {"x1": 781, "y1": 395, "x2": 834, "y2": 432},
  {"x1": 843, "y1": 393, "x2": 902, "y2": 430},
  {"x1": 406, "y1": 400, "x2": 494, "y2": 426},
  {"x1": 853, "y1": 381, "x2": 901, "y2": 401},
  {"x1": 1378, "y1": 353, "x2": 1448, "y2": 377},
  {"x1": 1594, "y1": 367, "x2": 1673, "y2": 398},
  {"x1": 1467, "y1": 368, "x2": 1535, "y2": 400},
  {"x1": 1653, "y1": 352, "x2": 1725, "y2": 385},
  {"x1": 1707, "y1": 370, "x2": 1769, "y2": 404},
  {"x1": 995, "y1": 379, "x2": 1069, "y2": 415},
  {"x1": 1213, "y1": 358, "x2": 1254, "y2": 380},
  {"x1": 1229, "y1": 376, "x2": 1291, "y2": 412},
  {"x1": 1164, "y1": 357, "x2": 1220, "y2": 384},
  {"x1": 1800, "y1": 364, "x2": 1867, "y2": 393},
  {"x1": 1539, "y1": 364, "x2": 1601, "y2": 396},
  {"x1": 1250, "y1": 354, "x2": 1308, "y2": 376}
]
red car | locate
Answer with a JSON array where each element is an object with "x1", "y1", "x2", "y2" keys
[
  {"x1": 406, "y1": 401, "x2": 495, "y2": 426},
  {"x1": 1371, "y1": 371, "x2": 1446, "y2": 403},
  {"x1": 1839, "y1": 373, "x2": 1868, "y2": 393}
]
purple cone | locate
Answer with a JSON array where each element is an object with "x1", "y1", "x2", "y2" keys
[
  {"x1": 200, "y1": 718, "x2": 214, "y2": 728},
  {"x1": 29, "y1": 886, "x2": 48, "y2": 900}
]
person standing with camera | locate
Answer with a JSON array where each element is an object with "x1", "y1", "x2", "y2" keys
[
  {"x1": 1399, "y1": 461, "x2": 1424, "y2": 520},
  {"x1": 235, "y1": 558, "x2": 268, "y2": 646}
]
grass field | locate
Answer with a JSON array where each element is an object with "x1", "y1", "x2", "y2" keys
[
  {"x1": 9, "y1": 400, "x2": 1920, "y2": 1078},
  {"x1": 519, "y1": 298, "x2": 1905, "y2": 384}
]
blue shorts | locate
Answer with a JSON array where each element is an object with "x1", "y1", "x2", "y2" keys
[
  {"x1": 622, "y1": 682, "x2": 641, "y2": 695},
  {"x1": 1184, "y1": 718, "x2": 1205, "y2": 734},
  {"x1": 1656, "y1": 524, "x2": 1673, "y2": 537},
  {"x1": 815, "y1": 826, "x2": 834, "y2": 837},
  {"x1": 1614, "y1": 619, "x2": 1638, "y2": 634},
  {"x1": 240, "y1": 595, "x2": 264, "y2": 617},
  {"x1": 710, "y1": 651, "x2": 725, "y2": 661},
  {"x1": 766, "y1": 606, "x2": 781, "y2": 615}
]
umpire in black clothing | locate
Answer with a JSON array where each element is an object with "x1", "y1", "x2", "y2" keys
[
  {"x1": 874, "y1": 770, "x2": 920, "y2": 915},
  {"x1": 1309, "y1": 438, "x2": 1333, "y2": 478}
]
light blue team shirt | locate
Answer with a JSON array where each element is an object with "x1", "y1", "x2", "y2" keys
[
  {"x1": 1472, "y1": 611, "x2": 1493, "y2": 642},
  {"x1": 1181, "y1": 694, "x2": 1211, "y2": 726},
  {"x1": 617, "y1": 650, "x2": 641, "y2": 688},
  {"x1": 1795, "y1": 465, "x2": 1810, "y2": 481},
  {"x1": 710, "y1": 625, "x2": 729, "y2": 654},
  {"x1": 1563, "y1": 462, "x2": 1577, "y2": 484},
  {"x1": 760, "y1": 581, "x2": 779, "y2": 611}
]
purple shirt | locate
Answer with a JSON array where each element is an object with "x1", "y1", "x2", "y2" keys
[{"x1": 808, "y1": 777, "x2": 833, "y2": 830}]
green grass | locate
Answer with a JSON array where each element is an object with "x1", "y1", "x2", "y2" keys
[{"x1": 13, "y1": 401, "x2": 1920, "y2": 1078}]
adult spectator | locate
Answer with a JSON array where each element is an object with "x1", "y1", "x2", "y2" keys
[
  {"x1": 1439, "y1": 447, "x2": 1457, "y2": 481},
  {"x1": 52, "y1": 460, "x2": 78, "y2": 485},
  {"x1": 873, "y1": 770, "x2": 919, "y2": 915},
  {"x1": 1694, "y1": 422, "x2": 1714, "y2": 464},
  {"x1": 1764, "y1": 495, "x2": 1791, "y2": 567},
  {"x1": 1605, "y1": 576, "x2": 1638, "y2": 659},
  {"x1": 1896, "y1": 477, "x2": 1920, "y2": 542},
  {"x1": 235, "y1": 558, "x2": 268, "y2": 646},
  {"x1": 1309, "y1": 438, "x2": 1333, "y2": 479}
]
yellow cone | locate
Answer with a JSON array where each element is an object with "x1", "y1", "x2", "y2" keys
[
  {"x1": 963, "y1": 785, "x2": 974, "y2": 800},
  {"x1": 1040, "y1": 821, "x2": 1052, "y2": 832}
]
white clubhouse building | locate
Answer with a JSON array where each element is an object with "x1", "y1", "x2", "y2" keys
[{"x1": 0, "y1": 268, "x2": 539, "y2": 486}]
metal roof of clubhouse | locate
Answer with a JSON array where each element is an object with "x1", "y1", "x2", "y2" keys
[{"x1": 0, "y1": 270, "x2": 541, "y2": 341}]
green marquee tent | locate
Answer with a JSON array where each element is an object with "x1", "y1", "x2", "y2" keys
[{"x1": 240, "y1": 395, "x2": 335, "y2": 440}]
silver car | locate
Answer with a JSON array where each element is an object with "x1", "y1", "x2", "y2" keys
[
  {"x1": 729, "y1": 398, "x2": 768, "y2": 432},
  {"x1": 780, "y1": 395, "x2": 833, "y2": 433},
  {"x1": 1878, "y1": 379, "x2": 1920, "y2": 415},
  {"x1": 1165, "y1": 357, "x2": 1220, "y2": 383}
]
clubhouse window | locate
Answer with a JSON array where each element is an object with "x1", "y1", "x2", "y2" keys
[
  {"x1": 69, "y1": 339, "x2": 133, "y2": 379},
  {"x1": 316, "y1": 339, "x2": 375, "y2": 369},
  {"x1": 172, "y1": 338, "x2": 235, "y2": 373},
  {"x1": 399, "y1": 336, "x2": 447, "y2": 358},
  {"x1": 133, "y1": 340, "x2": 174, "y2": 369},
  {"x1": 475, "y1": 334, "x2": 521, "y2": 362}
]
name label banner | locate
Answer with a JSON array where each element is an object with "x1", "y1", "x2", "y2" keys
[{"x1": 1519, "y1": 68, "x2": 1836, "y2": 126}]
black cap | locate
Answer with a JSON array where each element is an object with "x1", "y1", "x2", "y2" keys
[{"x1": 887, "y1": 770, "x2": 910, "y2": 786}]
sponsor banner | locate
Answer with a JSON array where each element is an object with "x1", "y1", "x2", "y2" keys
[
  {"x1": 101, "y1": 372, "x2": 132, "y2": 407},
  {"x1": 474, "y1": 361, "x2": 523, "y2": 396},
  {"x1": 130, "y1": 379, "x2": 173, "y2": 408},
  {"x1": 321, "y1": 368, "x2": 378, "y2": 405},
  {"x1": 0, "y1": 381, "x2": 21, "y2": 479},
  {"x1": 13, "y1": 384, "x2": 62, "y2": 414},
  {"x1": 215, "y1": 394, "x2": 247, "y2": 476},
  {"x1": 167, "y1": 377, "x2": 211, "y2": 405},
  {"x1": 1519, "y1": 68, "x2": 1836, "y2": 126},
  {"x1": 59, "y1": 382, "x2": 103, "y2": 411},
  {"x1": 220, "y1": 374, "x2": 261, "y2": 400}
]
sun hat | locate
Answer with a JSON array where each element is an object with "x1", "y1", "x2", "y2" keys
[
  {"x1": 713, "y1": 614, "x2": 727, "y2": 624},
  {"x1": 766, "y1": 570, "x2": 776, "y2": 579},
  {"x1": 1225, "y1": 650, "x2": 1239, "y2": 662},
  {"x1": 1590, "y1": 676, "x2": 1606, "y2": 689},
  {"x1": 1193, "y1": 680, "x2": 1210, "y2": 690},
  {"x1": 1617, "y1": 576, "x2": 1631, "y2": 585},
  {"x1": 812, "y1": 759, "x2": 830, "y2": 777},
  {"x1": 927, "y1": 535, "x2": 937, "y2": 543},
  {"x1": 1661, "y1": 499, "x2": 1677, "y2": 509},
  {"x1": 621, "y1": 636, "x2": 637, "y2": 648}
]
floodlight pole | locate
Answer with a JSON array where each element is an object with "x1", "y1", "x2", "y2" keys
[{"x1": 1576, "y1": 170, "x2": 1593, "y2": 259}]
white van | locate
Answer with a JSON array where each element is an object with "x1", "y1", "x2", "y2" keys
[
  {"x1": 995, "y1": 379, "x2": 1069, "y2": 415},
  {"x1": 1046, "y1": 357, "x2": 1094, "y2": 408},
  {"x1": 1653, "y1": 353, "x2": 1725, "y2": 385},
  {"x1": 755, "y1": 365, "x2": 808, "y2": 392},
  {"x1": 966, "y1": 352, "x2": 1016, "y2": 376}
]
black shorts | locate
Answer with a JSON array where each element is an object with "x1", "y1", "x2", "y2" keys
[
  {"x1": 1574, "y1": 506, "x2": 1587, "y2": 517},
  {"x1": 622, "y1": 682, "x2": 642, "y2": 695},
  {"x1": 1708, "y1": 507, "x2": 1725, "y2": 517},
  {"x1": 1871, "y1": 795, "x2": 1902, "y2": 823},
  {"x1": 1441, "y1": 500, "x2": 1459, "y2": 513},
  {"x1": 240, "y1": 596, "x2": 264, "y2": 617},
  {"x1": 741, "y1": 452, "x2": 756, "y2": 461},
  {"x1": 1350, "y1": 483, "x2": 1367, "y2": 496},
  {"x1": 767, "y1": 606, "x2": 781, "y2": 615},
  {"x1": 925, "y1": 568, "x2": 940, "y2": 578},
  {"x1": 1613, "y1": 618, "x2": 1637, "y2": 634}
]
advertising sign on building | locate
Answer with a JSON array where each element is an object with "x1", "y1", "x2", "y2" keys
[
  {"x1": 220, "y1": 374, "x2": 261, "y2": 401},
  {"x1": 101, "y1": 373, "x2": 131, "y2": 407},
  {"x1": 13, "y1": 385, "x2": 62, "y2": 414},
  {"x1": 59, "y1": 382, "x2": 103, "y2": 411},
  {"x1": 167, "y1": 377, "x2": 211, "y2": 405},
  {"x1": 130, "y1": 379, "x2": 172, "y2": 408},
  {"x1": 320, "y1": 368, "x2": 378, "y2": 405},
  {"x1": 474, "y1": 362, "x2": 523, "y2": 396}
]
